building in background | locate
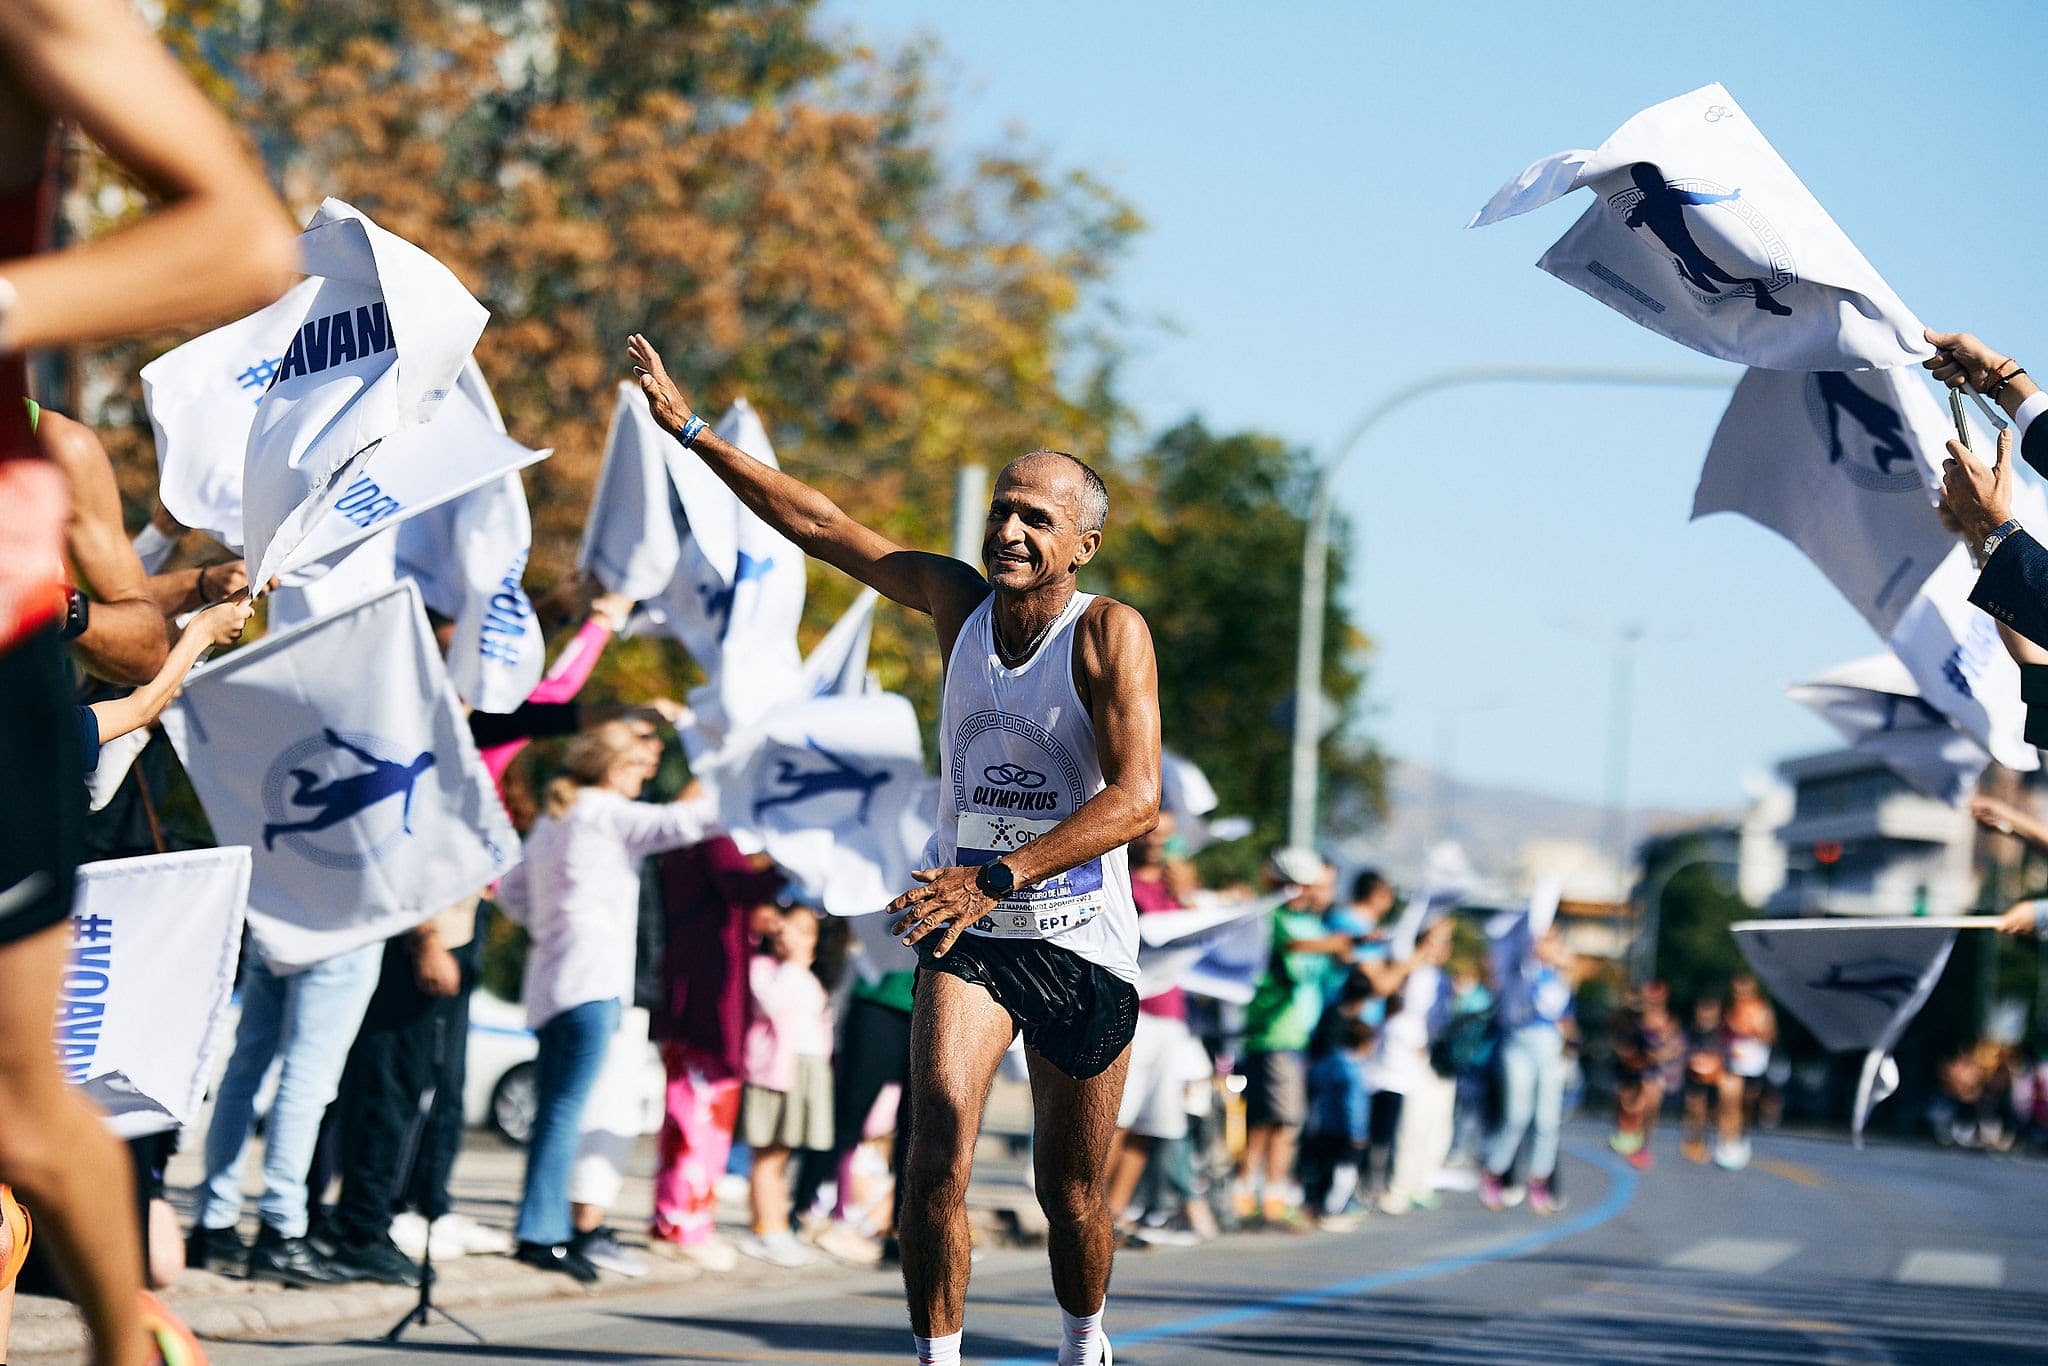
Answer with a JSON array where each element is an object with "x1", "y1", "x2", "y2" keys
[{"x1": 1768, "y1": 748, "x2": 1975, "y2": 919}]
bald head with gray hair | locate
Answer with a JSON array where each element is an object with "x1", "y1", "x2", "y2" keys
[{"x1": 1004, "y1": 448, "x2": 1109, "y2": 534}]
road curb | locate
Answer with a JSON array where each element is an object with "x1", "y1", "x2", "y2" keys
[{"x1": 13, "y1": 1205, "x2": 1025, "y2": 1360}]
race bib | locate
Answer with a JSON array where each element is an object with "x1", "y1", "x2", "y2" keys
[{"x1": 956, "y1": 810, "x2": 1104, "y2": 939}]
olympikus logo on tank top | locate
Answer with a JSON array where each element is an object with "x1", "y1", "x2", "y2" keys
[{"x1": 935, "y1": 591, "x2": 1137, "y2": 972}]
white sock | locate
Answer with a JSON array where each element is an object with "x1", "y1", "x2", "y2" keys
[
  {"x1": 1058, "y1": 1304, "x2": 1106, "y2": 1366},
  {"x1": 914, "y1": 1330, "x2": 962, "y2": 1366}
]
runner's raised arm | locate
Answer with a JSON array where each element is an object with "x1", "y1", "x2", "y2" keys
[{"x1": 628, "y1": 333, "x2": 988, "y2": 636}]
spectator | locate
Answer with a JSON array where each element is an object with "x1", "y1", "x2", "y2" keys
[
  {"x1": 1378, "y1": 917, "x2": 1458, "y2": 1214},
  {"x1": 1678, "y1": 995, "x2": 1729, "y2": 1166},
  {"x1": 1301, "y1": 1017, "x2": 1378, "y2": 1230},
  {"x1": 1104, "y1": 815, "x2": 1202, "y2": 1240},
  {"x1": 1608, "y1": 981, "x2": 1681, "y2": 1170},
  {"x1": 494, "y1": 721, "x2": 717, "y2": 1281},
  {"x1": 1442, "y1": 958, "x2": 1497, "y2": 1165},
  {"x1": 1719, "y1": 974, "x2": 1776, "y2": 1170},
  {"x1": 647, "y1": 837, "x2": 784, "y2": 1270},
  {"x1": 1480, "y1": 922, "x2": 1575, "y2": 1214},
  {"x1": 1231, "y1": 849, "x2": 1352, "y2": 1227},
  {"x1": 738, "y1": 907, "x2": 835, "y2": 1269}
]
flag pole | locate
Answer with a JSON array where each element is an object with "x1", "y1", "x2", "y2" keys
[{"x1": 1732, "y1": 916, "x2": 2003, "y2": 932}]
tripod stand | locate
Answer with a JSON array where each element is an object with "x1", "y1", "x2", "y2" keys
[{"x1": 386, "y1": 1013, "x2": 483, "y2": 1344}]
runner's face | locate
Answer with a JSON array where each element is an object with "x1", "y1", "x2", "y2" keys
[{"x1": 984, "y1": 458, "x2": 1098, "y2": 591}]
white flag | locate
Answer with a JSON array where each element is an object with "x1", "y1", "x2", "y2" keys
[
  {"x1": 579, "y1": 383, "x2": 692, "y2": 602},
  {"x1": 1694, "y1": 367, "x2": 1952, "y2": 637},
  {"x1": 1389, "y1": 840, "x2": 1481, "y2": 960},
  {"x1": 1732, "y1": 918, "x2": 1957, "y2": 1142},
  {"x1": 634, "y1": 398, "x2": 806, "y2": 742},
  {"x1": 1889, "y1": 547, "x2": 2038, "y2": 773},
  {"x1": 240, "y1": 198, "x2": 489, "y2": 586},
  {"x1": 802, "y1": 589, "x2": 878, "y2": 699},
  {"x1": 59, "y1": 849, "x2": 249, "y2": 1138},
  {"x1": 1469, "y1": 84, "x2": 1928, "y2": 371},
  {"x1": 1135, "y1": 890, "x2": 1289, "y2": 1000},
  {"x1": 263, "y1": 529, "x2": 399, "y2": 633},
  {"x1": 161, "y1": 580, "x2": 518, "y2": 974},
  {"x1": 1162, "y1": 750, "x2": 1252, "y2": 855},
  {"x1": 703, "y1": 692, "x2": 933, "y2": 915},
  {"x1": 1789, "y1": 654, "x2": 1990, "y2": 803}
]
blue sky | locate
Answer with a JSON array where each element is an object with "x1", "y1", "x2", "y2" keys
[{"x1": 829, "y1": 0, "x2": 2048, "y2": 815}]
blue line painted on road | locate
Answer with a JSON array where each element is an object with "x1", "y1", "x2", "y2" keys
[{"x1": 986, "y1": 1141, "x2": 1639, "y2": 1366}]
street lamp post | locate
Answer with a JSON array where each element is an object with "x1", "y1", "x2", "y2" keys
[
  {"x1": 1285, "y1": 366, "x2": 1732, "y2": 852},
  {"x1": 1633, "y1": 854, "x2": 1740, "y2": 985}
]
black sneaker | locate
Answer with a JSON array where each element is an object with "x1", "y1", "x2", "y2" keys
[
  {"x1": 328, "y1": 1236, "x2": 424, "y2": 1288},
  {"x1": 184, "y1": 1222, "x2": 245, "y2": 1273},
  {"x1": 246, "y1": 1222, "x2": 349, "y2": 1287},
  {"x1": 516, "y1": 1239, "x2": 600, "y2": 1283}
]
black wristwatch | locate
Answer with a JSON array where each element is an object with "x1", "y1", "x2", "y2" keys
[
  {"x1": 974, "y1": 860, "x2": 1016, "y2": 899},
  {"x1": 57, "y1": 586, "x2": 89, "y2": 641}
]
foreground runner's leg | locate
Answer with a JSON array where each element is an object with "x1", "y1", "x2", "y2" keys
[
  {"x1": 1029, "y1": 1042, "x2": 1132, "y2": 1366},
  {"x1": 900, "y1": 971, "x2": 1015, "y2": 1365},
  {"x1": 0, "y1": 924, "x2": 148, "y2": 1366}
]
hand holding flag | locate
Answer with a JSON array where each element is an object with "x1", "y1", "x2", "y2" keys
[{"x1": 1939, "y1": 424, "x2": 2013, "y2": 547}]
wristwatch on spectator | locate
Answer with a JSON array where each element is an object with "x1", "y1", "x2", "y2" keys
[{"x1": 1983, "y1": 518, "x2": 2024, "y2": 561}]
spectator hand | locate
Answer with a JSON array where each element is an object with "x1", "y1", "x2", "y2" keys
[
  {"x1": 1995, "y1": 902, "x2": 2040, "y2": 936},
  {"x1": 1971, "y1": 795, "x2": 2019, "y2": 835},
  {"x1": 627, "y1": 334, "x2": 696, "y2": 439},
  {"x1": 1940, "y1": 426, "x2": 2014, "y2": 546},
  {"x1": 200, "y1": 559, "x2": 249, "y2": 604},
  {"x1": 1925, "y1": 329, "x2": 2013, "y2": 394},
  {"x1": 412, "y1": 940, "x2": 462, "y2": 997},
  {"x1": 591, "y1": 590, "x2": 635, "y2": 632},
  {"x1": 190, "y1": 597, "x2": 255, "y2": 649},
  {"x1": 889, "y1": 866, "x2": 994, "y2": 958}
]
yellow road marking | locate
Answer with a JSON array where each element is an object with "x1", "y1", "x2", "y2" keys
[{"x1": 1756, "y1": 1158, "x2": 1822, "y2": 1188}]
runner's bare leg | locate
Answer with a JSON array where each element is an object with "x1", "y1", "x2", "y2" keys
[
  {"x1": 900, "y1": 972, "x2": 1016, "y2": 1338},
  {"x1": 0, "y1": 924, "x2": 145, "y2": 1366},
  {"x1": 1027, "y1": 1043, "x2": 1132, "y2": 1318}
]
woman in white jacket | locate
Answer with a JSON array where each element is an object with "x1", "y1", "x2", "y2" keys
[{"x1": 496, "y1": 720, "x2": 716, "y2": 1280}]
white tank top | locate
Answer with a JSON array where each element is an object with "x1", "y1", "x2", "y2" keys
[{"x1": 934, "y1": 590, "x2": 1138, "y2": 983}]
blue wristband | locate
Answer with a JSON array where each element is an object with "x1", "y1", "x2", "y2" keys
[{"x1": 678, "y1": 414, "x2": 706, "y2": 446}]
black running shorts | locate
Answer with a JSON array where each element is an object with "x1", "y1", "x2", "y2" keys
[
  {"x1": 916, "y1": 932, "x2": 1138, "y2": 1081},
  {"x1": 0, "y1": 628, "x2": 82, "y2": 947}
]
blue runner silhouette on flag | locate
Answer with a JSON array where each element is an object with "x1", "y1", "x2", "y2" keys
[
  {"x1": 697, "y1": 550, "x2": 775, "y2": 640},
  {"x1": 751, "y1": 738, "x2": 891, "y2": 825},
  {"x1": 1808, "y1": 958, "x2": 1925, "y2": 1008},
  {"x1": 1621, "y1": 163, "x2": 1792, "y2": 317},
  {"x1": 263, "y1": 728, "x2": 437, "y2": 850},
  {"x1": 1813, "y1": 372, "x2": 1914, "y2": 474}
]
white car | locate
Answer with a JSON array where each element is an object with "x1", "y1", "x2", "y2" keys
[{"x1": 463, "y1": 989, "x2": 667, "y2": 1145}]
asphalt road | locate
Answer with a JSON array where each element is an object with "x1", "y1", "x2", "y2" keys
[{"x1": 201, "y1": 1124, "x2": 2048, "y2": 1365}]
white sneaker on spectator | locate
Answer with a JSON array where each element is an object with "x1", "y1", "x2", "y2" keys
[
  {"x1": 815, "y1": 1222, "x2": 883, "y2": 1266},
  {"x1": 663, "y1": 1236, "x2": 738, "y2": 1273},
  {"x1": 388, "y1": 1213, "x2": 431, "y2": 1261},
  {"x1": 571, "y1": 1226, "x2": 648, "y2": 1277},
  {"x1": 738, "y1": 1230, "x2": 816, "y2": 1269},
  {"x1": 436, "y1": 1214, "x2": 513, "y2": 1256}
]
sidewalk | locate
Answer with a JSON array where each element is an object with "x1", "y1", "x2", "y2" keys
[{"x1": 13, "y1": 1081, "x2": 1041, "y2": 1363}]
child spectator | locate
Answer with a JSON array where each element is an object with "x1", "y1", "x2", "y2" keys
[
  {"x1": 1301, "y1": 1016, "x2": 1378, "y2": 1230},
  {"x1": 739, "y1": 907, "x2": 835, "y2": 1268}
]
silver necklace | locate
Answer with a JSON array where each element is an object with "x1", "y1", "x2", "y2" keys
[{"x1": 994, "y1": 602, "x2": 1063, "y2": 668}]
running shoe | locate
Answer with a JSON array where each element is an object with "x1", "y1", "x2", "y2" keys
[
  {"x1": 651, "y1": 1233, "x2": 739, "y2": 1273},
  {"x1": 1627, "y1": 1148, "x2": 1655, "y2": 1171},
  {"x1": 737, "y1": 1231, "x2": 817, "y2": 1268},
  {"x1": 1526, "y1": 1179, "x2": 1562, "y2": 1215},
  {"x1": 515, "y1": 1239, "x2": 600, "y2": 1283},
  {"x1": 1501, "y1": 1184, "x2": 1527, "y2": 1208},
  {"x1": 570, "y1": 1226, "x2": 649, "y2": 1277},
  {"x1": 1375, "y1": 1193, "x2": 1410, "y2": 1216},
  {"x1": 1478, "y1": 1170, "x2": 1505, "y2": 1211},
  {"x1": 140, "y1": 1290, "x2": 208, "y2": 1366},
  {"x1": 815, "y1": 1222, "x2": 884, "y2": 1266},
  {"x1": 1608, "y1": 1128, "x2": 1643, "y2": 1156},
  {"x1": 435, "y1": 1213, "x2": 514, "y2": 1256},
  {"x1": 1680, "y1": 1137, "x2": 1709, "y2": 1164},
  {"x1": 1713, "y1": 1138, "x2": 1751, "y2": 1171}
]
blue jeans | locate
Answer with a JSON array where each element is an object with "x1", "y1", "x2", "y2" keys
[
  {"x1": 198, "y1": 943, "x2": 383, "y2": 1238},
  {"x1": 515, "y1": 997, "x2": 621, "y2": 1246},
  {"x1": 1486, "y1": 1024, "x2": 1566, "y2": 1181}
]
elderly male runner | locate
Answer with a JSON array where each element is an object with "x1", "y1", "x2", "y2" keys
[{"x1": 629, "y1": 334, "x2": 1158, "y2": 1366}]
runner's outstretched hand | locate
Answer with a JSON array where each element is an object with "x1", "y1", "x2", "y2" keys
[
  {"x1": 889, "y1": 866, "x2": 995, "y2": 958},
  {"x1": 627, "y1": 333, "x2": 695, "y2": 438}
]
